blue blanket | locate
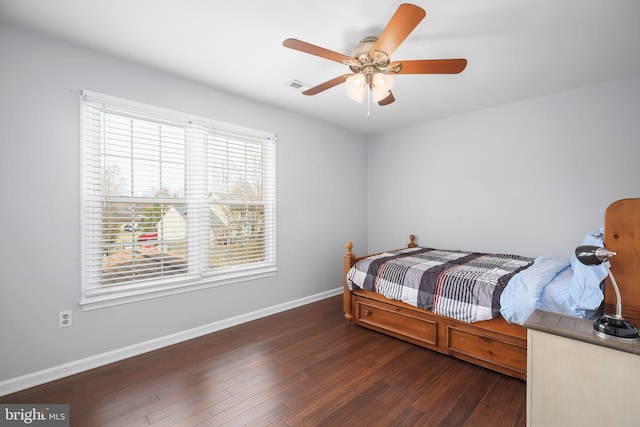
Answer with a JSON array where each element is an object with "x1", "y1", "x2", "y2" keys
[{"x1": 500, "y1": 228, "x2": 606, "y2": 325}]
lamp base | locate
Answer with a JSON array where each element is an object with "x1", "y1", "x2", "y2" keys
[{"x1": 593, "y1": 315, "x2": 640, "y2": 339}]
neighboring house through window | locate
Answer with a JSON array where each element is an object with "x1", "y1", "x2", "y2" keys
[{"x1": 80, "y1": 90, "x2": 276, "y2": 309}]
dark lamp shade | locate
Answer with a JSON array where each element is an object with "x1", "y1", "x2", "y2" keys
[{"x1": 575, "y1": 245, "x2": 616, "y2": 266}]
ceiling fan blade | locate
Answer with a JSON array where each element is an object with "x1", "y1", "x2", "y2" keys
[
  {"x1": 372, "y1": 4, "x2": 426, "y2": 57},
  {"x1": 283, "y1": 38, "x2": 352, "y2": 64},
  {"x1": 394, "y1": 59, "x2": 467, "y2": 74},
  {"x1": 377, "y1": 91, "x2": 395, "y2": 106},
  {"x1": 302, "y1": 74, "x2": 352, "y2": 95}
]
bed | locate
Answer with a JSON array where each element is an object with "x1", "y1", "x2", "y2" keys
[{"x1": 342, "y1": 198, "x2": 640, "y2": 381}]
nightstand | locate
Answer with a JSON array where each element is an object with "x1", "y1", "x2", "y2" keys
[{"x1": 525, "y1": 309, "x2": 640, "y2": 427}]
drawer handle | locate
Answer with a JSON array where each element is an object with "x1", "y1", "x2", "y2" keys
[{"x1": 363, "y1": 309, "x2": 371, "y2": 316}]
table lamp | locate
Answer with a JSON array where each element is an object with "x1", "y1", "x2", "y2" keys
[{"x1": 575, "y1": 245, "x2": 639, "y2": 339}]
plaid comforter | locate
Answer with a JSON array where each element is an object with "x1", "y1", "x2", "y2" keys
[{"x1": 347, "y1": 247, "x2": 533, "y2": 323}]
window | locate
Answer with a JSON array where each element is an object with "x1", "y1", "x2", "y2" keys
[{"x1": 80, "y1": 91, "x2": 276, "y2": 309}]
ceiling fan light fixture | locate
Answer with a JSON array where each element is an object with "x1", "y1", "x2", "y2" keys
[
  {"x1": 373, "y1": 72, "x2": 393, "y2": 91},
  {"x1": 371, "y1": 88, "x2": 390, "y2": 103},
  {"x1": 283, "y1": 4, "x2": 466, "y2": 107},
  {"x1": 371, "y1": 72, "x2": 393, "y2": 103},
  {"x1": 346, "y1": 73, "x2": 365, "y2": 103}
]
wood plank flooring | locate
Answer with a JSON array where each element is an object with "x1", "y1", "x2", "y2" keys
[{"x1": 2, "y1": 295, "x2": 526, "y2": 426}]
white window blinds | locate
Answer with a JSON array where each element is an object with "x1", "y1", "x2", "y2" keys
[
  {"x1": 81, "y1": 91, "x2": 276, "y2": 308},
  {"x1": 208, "y1": 131, "x2": 276, "y2": 270}
]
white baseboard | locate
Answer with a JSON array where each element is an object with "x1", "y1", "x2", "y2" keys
[{"x1": 0, "y1": 288, "x2": 342, "y2": 397}]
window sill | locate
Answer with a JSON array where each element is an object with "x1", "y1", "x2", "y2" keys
[{"x1": 80, "y1": 266, "x2": 277, "y2": 311}]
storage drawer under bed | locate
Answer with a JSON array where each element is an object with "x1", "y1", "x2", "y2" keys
[
  {"x1": 446, "y1": 324, "x2": 527, "y2": 378},
  {"x1": 352, "y1": 294, "x2": 527, "y2": 380},
  {"x1": 353, "y1": 296, "x2": 438, "y2": 348}
]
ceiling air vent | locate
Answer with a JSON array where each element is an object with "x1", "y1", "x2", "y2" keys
[{"x1": 286, "y1": 79, "x2": 308, "y2": 91}]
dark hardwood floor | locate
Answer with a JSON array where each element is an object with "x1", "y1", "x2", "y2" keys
[{"x1": 2, "y1": 295, "x2": 526, "y2": 426}]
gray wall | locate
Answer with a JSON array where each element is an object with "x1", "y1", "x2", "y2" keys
[
  {"x1": 367, "y1": 75, "x2": 640, "y2": 258},
  {"x1": 0, "y1": 24, "x2": 368, "y2": 383}
]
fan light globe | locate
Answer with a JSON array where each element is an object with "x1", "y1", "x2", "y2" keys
[
  {"x1": 346, "y1": 73, "x2": 365, "y2": 103},
  {"x1": 371, "y1": 73, "x2": 393, "y2": 103}
]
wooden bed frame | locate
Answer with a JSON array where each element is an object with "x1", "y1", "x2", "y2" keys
[{"x1": 343, "y1": 198, "x2": 640, "y2": 381}]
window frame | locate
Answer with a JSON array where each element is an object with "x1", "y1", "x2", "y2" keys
[{"x1": 80, "y1": 90, "x2": 277, "y2": 310}]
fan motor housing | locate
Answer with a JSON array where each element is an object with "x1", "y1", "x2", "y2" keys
[{"x1": 349, "y1": 36, "x2": 390, "y2": 73}]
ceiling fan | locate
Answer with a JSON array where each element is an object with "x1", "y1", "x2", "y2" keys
[{"x1": 283, "y1": 3, "x2": 467, "y2": 106}]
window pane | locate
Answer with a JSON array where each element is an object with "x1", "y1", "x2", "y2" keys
[
  {"x1": 100, "y1": 201, "x2": 188, "y2": 285},
  {"x1": 207, "y1": 131, "x2": 270, "y2": 271},
  {"x1": 209, "y1": 134, "x2": 264, "y2": 201},
  {"x1": 103, "y1": 112, "x2": 186, "y2": 198},
  {"x1": 97, "y1": 112, "x2": 189, "y2": 287},
  {"x1": 209, "y1": 203, "x2": 265, "y2": 268}
]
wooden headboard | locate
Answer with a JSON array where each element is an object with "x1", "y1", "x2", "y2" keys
[{"x1": 605, "y1": 198, "x2": 640, "y2": 326}]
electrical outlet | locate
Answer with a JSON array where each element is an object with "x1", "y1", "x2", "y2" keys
[{"x1": 59, "y1": 311, "x2": 72, "y2": 328}]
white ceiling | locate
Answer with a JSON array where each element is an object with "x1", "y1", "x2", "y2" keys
[{"x1": 1, "y1": 0, "x2": 639, "y2": 135}]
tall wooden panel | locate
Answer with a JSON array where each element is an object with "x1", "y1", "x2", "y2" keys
[{"x1": 604, "y1": 198, "x2": 640, "y2": 326}]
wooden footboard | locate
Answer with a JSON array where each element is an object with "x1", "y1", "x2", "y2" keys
[
  {"x1": 343, "y1": 236, "x2": 527, "y2": 381},
  {"x1": 343, "y1": 235, "x2": 416, "y2": 323}
]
